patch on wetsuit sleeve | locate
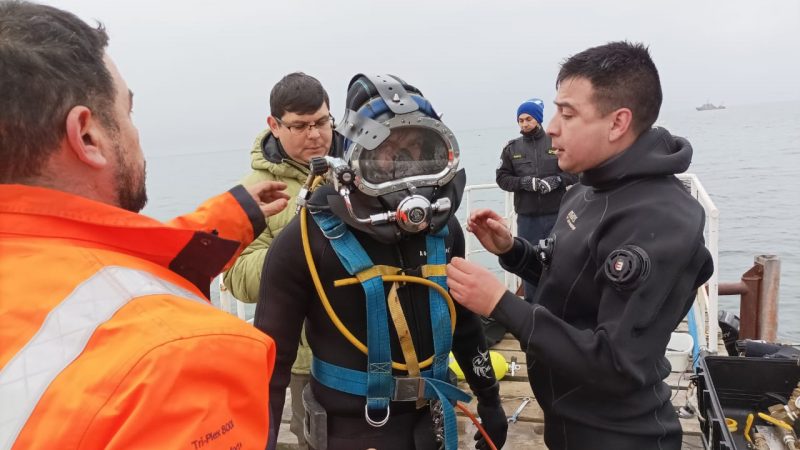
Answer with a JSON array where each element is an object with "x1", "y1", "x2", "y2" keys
[
  {"x1": 603, "y1": 245, "x2": 651, "y2": 290},
  {"x1": 472, "y1": 348, "x2": 494, "y2": 379}
]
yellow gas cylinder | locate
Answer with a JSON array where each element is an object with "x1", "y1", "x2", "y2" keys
[{"x1": 448, "y1": 351, "x2": 508, "y2": 381}]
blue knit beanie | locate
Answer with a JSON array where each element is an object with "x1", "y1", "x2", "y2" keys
[{"x1": 517, "y1": 98, "x2": 544, "y2": 124}]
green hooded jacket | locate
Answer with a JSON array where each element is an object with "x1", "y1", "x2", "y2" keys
[{"x1": 223, "y1": 129, "x2": 311, "y2": 374}]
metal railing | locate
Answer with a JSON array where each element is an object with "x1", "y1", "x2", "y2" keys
[{"x1": 679, "y1": 174, "x2": 720, "y2": 354}]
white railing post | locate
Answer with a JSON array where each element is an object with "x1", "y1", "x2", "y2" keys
[
  {"x1": 678, "y1": 174, "x2": 719, "y2": 355},
  {"x1": 464, "y1": 187, "x2": 473, "y2": 261}
]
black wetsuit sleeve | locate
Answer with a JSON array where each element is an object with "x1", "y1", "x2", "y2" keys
[
  {"x1": 498, "y1": 237, "x2": 543, "y2": 286},
  {"x1": 448, "y1": 223, "x2": 498, "y2": 392},
  {"x1": 495, "y1": 144, "x2": 523, "y2": 192},
  {"x1": 253, "y1": 217, "x2": 309, "y2": 450},
  {"x1": 492, "y1": 204, "x2": 712, "y2": 395}
]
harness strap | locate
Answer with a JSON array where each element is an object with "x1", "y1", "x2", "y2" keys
[
  {"x1": 426, "y1": 227, "x2": 452, "y2": 382},
  {"x1": 354, "y1": 265, "x2": 400, "y2": 284},
  {"x1": 313, "y1": 356, "x2": 469, "y2": 450},
  {"x1": 386, "y1": 282, "x2": 420, "y2": 377},
  {"x1": 300, "y1": 209, "x2": 457, "y2": 370},
  {"x1": 421, "y1": 264, "x2": 446, "y2": 278},
  {"x1": 311, "y1": 211, "x2": 393, "y2": 420},
  {"x1": 308, "y1": 210, "x2": 466, "y2": 449}
]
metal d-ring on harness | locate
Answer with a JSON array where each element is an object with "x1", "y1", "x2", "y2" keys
[{"x1": 300, "y1": 207, "x2": 470, "y2": 450}]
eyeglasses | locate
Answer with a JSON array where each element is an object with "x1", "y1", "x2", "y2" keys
[{"x1": 275, "y1": 115, "x2": 334, "y2": 135}]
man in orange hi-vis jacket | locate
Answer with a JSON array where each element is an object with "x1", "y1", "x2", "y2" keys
[{"x1": 0, "y1": 2, "x2": 289, "y2": 449}]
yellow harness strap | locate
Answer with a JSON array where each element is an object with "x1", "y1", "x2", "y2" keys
[
  {"x1": 386, "y1": 281, "x2": 428, "y2": 408},
  {"x1": 345, "y1": 266, "x2": 401, "y2": 285},
  {"x1": 386, "y1": 282, "x2": 421, "y2": 376},
  {"x1": 421, "y1": 264, "x2": 446, "y2": 278}
]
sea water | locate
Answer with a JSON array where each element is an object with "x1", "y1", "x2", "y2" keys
[{"x1": 143, "y1": 100, "x2": 800, "y2": 341}]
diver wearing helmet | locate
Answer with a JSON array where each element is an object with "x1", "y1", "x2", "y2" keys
[{"x1": 254, "y1": 74, "x2": 507, "y2": 450}]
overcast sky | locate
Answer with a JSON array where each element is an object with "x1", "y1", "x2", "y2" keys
[{"x1": 46, "y1": 0, "x2": 800, "y2": 157}]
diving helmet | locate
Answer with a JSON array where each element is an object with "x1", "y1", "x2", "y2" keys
[{"x1": 304, "y1": 74, "x2": 465, "y2": 239}]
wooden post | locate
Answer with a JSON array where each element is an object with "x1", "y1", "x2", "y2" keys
[{"x1": 756, "y1": 255, "x2": 780, "y2": 342}]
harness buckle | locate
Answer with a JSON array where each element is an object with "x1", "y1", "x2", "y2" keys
[{"x1": 393, "y1": 376, "x2": 426, "y2": 402}]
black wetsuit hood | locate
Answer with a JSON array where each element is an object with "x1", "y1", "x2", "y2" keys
[{"x1": 582, "y1": 127, "x2": 692, "y2": 189}]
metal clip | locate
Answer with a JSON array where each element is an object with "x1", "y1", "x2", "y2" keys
[
  {"x1": 393, "y1": 377, "x2": 426, "y2": 402},
  {"x1": 365, "y1": 403, "x2": 391, "y2": 427}
]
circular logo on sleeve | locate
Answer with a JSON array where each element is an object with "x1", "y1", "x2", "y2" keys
[{"x1": 603, "y1": 245, "x2": 651, "y2": 290}]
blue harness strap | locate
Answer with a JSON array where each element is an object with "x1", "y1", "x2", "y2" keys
[
  {"x1": 311, "y1": 211, "x2": 392, "y2": 419},
  {"x1": 427, "y1": 226, "x2": 451, "y2": 383},
  {"x1": 309, "y1": 211, "x2": 468, "y2": 450},
  {"x1": 312, "y1": 357, "x2": 470, "y2": 405},
  {"x1": 424, "y1": 226, "x2": 463, "y2": 450}
]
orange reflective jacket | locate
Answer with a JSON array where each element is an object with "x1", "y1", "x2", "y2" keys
[{"x1": 0, "y1": 185, "x2": 275, "y2": 450}]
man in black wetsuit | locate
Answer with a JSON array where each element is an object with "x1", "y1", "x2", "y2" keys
[
  {"x1": 255, "y1": 74, "x2": 507, "y2": 450},
  {"x1": 446, "y1": 42, "x2": 714, "y2": 450}
]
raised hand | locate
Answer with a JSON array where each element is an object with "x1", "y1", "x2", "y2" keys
[
  {"x1": 245, "y1": 181, "x2": 290, "y2": 218},
  {"x1": 466, "y1": 209, "x2": 514, "y2": 255}
]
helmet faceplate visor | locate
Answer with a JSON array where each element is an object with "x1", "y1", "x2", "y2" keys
[{"x1": 346, "y1": 112, "x2": 459, "y2": 197}]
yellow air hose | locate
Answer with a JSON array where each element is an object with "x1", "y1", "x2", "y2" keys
[
  {"x1": 744, "y1": 413, "x2": 754, "y2": 443},
  {"x1": 757, "y1": 412, "x2": 794, "y2": 431}
]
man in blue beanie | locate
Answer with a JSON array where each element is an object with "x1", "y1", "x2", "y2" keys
[{"x1": 496, "y1": 98, "x2": 577, "y2": 305}]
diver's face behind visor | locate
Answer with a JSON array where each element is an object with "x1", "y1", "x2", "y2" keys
[
  {"x1": 343, "y1": 107, "x2": 459, "y2": 198},
  {"x1": 358, "y1": 126, "x2": 450, "y2": 185}
]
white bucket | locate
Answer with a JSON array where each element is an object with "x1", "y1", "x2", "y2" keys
[{"x1": 665, "y1": 332, "x2": 694, "y2": 373}]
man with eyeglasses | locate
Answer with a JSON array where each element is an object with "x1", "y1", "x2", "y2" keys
[{"x1": 224, "y1": 71, "x2": 338, "y2": 450}]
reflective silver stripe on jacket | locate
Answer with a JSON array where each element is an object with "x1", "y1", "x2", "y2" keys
[{"x1": 0, "y1": 266, "x2": 205, "y2": 449}]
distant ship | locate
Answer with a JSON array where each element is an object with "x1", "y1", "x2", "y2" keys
[{"x1": 696, "y1": 102, "x2": 726, "y2": 111}]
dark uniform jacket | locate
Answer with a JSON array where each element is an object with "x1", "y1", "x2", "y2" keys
[
  {"x1": 495, "y1": 126, "x2": 577, "y2": 216},
  {"x1": 254, "y1": 186, "x2": 499, "y2": 449},
  {"x1": 491, "y1": 127, "x2": 714, "y2": 449}
]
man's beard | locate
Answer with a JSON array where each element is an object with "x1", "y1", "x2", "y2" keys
[{"x1": 113, "y1": 143, "x2": 148, "y2": 213}]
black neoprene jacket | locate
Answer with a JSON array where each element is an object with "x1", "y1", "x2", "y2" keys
[
  {"x1": 491, "y1": 127, "x2": 714, "y2": 449},
  {"x1": 495, "y1": 126, "x2": 577, "y2": 216},
  {"x1": 254, "y1": 189, "x2": 499, "y2": 449}
]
